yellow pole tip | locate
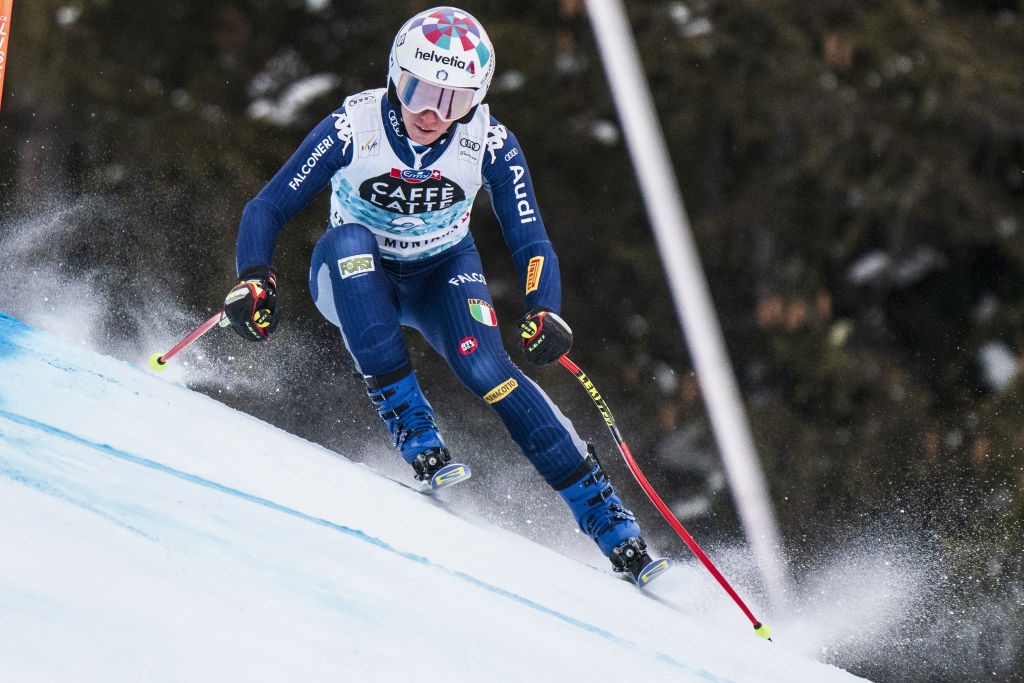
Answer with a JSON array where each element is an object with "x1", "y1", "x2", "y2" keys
[
  {"x1": 148, "y1": 352, "x2": 168, "y2": 372},
  {"x1": 754, "y1": 623, "x2": 773, "y2": 640}
]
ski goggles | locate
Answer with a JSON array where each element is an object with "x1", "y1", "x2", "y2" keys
[{"x1": 396, "y1": 71, "x2": 476, "y2": 121}]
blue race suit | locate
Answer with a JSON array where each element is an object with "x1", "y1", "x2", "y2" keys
[{"x1": 234, "y1": 89, "x2": 588, "y2": 486}]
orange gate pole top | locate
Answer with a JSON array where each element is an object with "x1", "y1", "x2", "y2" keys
[{"x1": 0, "y1": 0, "x2": 13, "y2": 114}]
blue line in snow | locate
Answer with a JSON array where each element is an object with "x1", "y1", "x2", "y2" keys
[
  {"x1": 0, "y1": 312, "x2": 29, "y2": 366},
  {"x1": 0, "y1": 408, "x2": 724, "y2": 680}
]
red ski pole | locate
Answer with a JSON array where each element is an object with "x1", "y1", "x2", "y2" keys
[
  {"x1": 558, "y1": 354, "x2": 772, "y2": 640},
  {"x1": 148, "y1": 311, "x2": 227, "y2": 372}
]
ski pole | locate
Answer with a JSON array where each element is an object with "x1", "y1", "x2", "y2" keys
[
  {"x1": 148, "y1": 310, "x2": 228, "y2": 372},
  {"x1": 558, "y1": 354, "x2": 772, "y2": 640}
]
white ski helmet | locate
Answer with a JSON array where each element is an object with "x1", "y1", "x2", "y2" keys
[{"x1": 388, "y1": 6, "x2": 495, "y2": 121}]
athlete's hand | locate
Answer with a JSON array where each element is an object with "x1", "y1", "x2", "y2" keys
[
  {"x1": 224, "y1": 265, "x2": 280, "y2": 342},
  {"x1": 517, "y1": 306, "x2": 572, "y2": 366}
]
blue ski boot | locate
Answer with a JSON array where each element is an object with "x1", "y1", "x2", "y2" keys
[
  {"x1": 554, "y1": 445, "x2": 671, "y2": 585},
  {"x1": 364, "y1": 366, "x2": 471, "y2": 489}
]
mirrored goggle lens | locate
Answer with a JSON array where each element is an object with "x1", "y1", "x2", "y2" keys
[{"x1": 397, "y1": 72, "x2": 475, "y2": 121}]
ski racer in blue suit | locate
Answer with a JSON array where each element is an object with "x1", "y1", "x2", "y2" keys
[{"x1": 223, "y1": 6, "x2": 663, "y2": 582}]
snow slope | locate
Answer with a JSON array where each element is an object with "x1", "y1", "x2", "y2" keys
[{"x1": 0, "y1": 312, "x2": 866, "y2": 682}]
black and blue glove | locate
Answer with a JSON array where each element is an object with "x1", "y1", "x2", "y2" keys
[
  {"x1": 517, "y1": 306, "x2": 572, "y2": 365},
  {"x1": 224, "y1": 265, "x2": 279, "y2": 342}
]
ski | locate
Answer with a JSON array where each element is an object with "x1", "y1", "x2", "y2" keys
[
  {"x1": 633, "y1": 556, "x2": 673, "y2": 587},
  {"x1": 428, "y1": 462, "x2": 472, "y2": 490}
]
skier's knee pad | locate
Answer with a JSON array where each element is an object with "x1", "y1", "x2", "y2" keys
[
  {"x1": 309, "y1": 223, "x2": 384, "y2": 326},
  {"x1": 314, "y1": 222, "x2": 378, "y2": 262}
]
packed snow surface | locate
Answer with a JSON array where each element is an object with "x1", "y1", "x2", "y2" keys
[{"x1": 0, "y1": 312, "x2": 865, "y2": 682}]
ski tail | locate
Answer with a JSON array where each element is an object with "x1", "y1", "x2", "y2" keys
[
  {"x1": 429, "y1": 463, "x2": 472, "y2": 490},
  {"x1": 635, "y1": 557, "x2": 673, "y2": 586}
]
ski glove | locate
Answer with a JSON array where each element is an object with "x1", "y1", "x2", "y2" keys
[
  {"x1": 224, "y1": 265, "x2": 280, "y2": 342},
  {"x1": 517, "y1": 306, "x2": 572, "y2": 366}
]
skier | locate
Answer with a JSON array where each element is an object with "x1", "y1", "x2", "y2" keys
[{"x1": 223, "y1": 6, "x2": 667, "y2": 584}]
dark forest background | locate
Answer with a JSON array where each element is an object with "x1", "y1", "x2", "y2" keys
[{"x1": 1, "y1": 1, "x2": 1022, "y2": 680}]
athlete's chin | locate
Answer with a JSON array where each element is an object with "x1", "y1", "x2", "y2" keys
[{"x1": 410, "y1": 126, "x2": 444, "y2": 145}]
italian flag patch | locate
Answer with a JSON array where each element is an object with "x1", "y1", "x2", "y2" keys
[{"x1": 468, "y1": 298, "x2": 497, "y2": 326}]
